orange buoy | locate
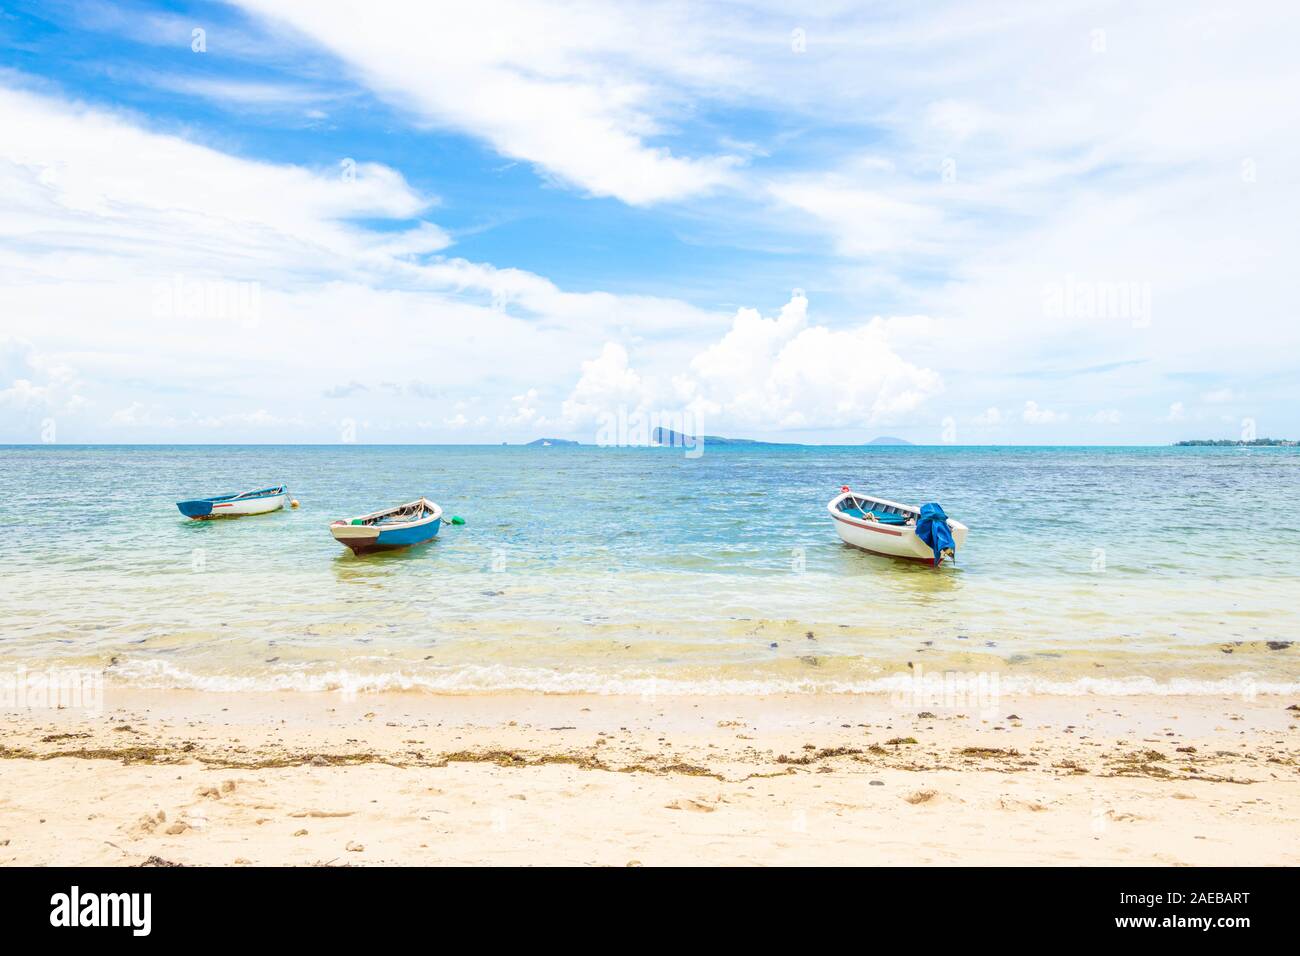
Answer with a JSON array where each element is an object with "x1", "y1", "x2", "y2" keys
[{"x1": 290, "y1": 499, "x2": 300, "y2": 508}]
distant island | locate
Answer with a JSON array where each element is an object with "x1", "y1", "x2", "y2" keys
[
  {"x1": 652, "y1": 427, "x2": 776, "y2": 447},
  {"x1": 1175, "y1": 438, "x2": 1296, "y2": 447},
  {"x1": 652, "y1": 427, "x2": 913, "y2": 447},
  {"x1": 521, "y1": 430, "x2": 920, "y2": 447}
]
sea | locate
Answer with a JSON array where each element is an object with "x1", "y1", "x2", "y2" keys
[{"x1": 2, "y1": 444, "x2": 1298, "y2": 697}]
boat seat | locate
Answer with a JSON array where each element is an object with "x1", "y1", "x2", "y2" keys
[
  {"x1": 868, "y1": 511, "x2": 909, "y2": 525},
  {"x1": 844, "y1": 504, "x2": 909, "y2": 525}
]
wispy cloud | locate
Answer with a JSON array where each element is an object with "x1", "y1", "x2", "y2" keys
[
  {"x1": 121, "y1": 71, "x2": 347, "y2": 115},
  {"x1": 231, "y1": 0, "x2": 745, "y2": 204},
  {"x1": 322, "y1": 382, "x2": 368, "y2": 399}
]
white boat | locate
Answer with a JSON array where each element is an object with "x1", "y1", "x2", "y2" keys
[
  {"x1": 827, "y1": 486, "x2": 967, "y2": 565},
  {"x1": 176, "y1": 485, "x2": 291, "y2": 519}
]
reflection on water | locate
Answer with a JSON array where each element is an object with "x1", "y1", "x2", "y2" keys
[{"x1": 1, "y1": 444, "x2": 1298, "y2": 694}]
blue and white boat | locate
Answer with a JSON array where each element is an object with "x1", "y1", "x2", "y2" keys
[
  {"x1": 330, "y1": 497, "x2": 443, "y2": 555},
  {"x1": 176, "y1": 485, "x2": 290, "y2": 519}
]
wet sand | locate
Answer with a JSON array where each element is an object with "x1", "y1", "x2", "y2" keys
[{"x1": 1, "y1": 689, "x2": 1297, "y2": 866}]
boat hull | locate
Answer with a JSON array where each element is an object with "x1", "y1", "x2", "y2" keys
[
  {"x1": 330, "y1": 516, "x2": 442, "y2": 555},
  {"x1": 827, "y1": 492, "x2": 967, "y2": 563},
  {"x1": 177, "y1": 489, "x2": 288, "y2": 519}
]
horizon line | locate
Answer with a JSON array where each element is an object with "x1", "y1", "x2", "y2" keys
[{"x1": 0, "y1": 441, "x2": 1269, "y2": 449}]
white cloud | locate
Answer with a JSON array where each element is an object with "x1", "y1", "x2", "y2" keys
[
  {"x1": 109, "y1": 402, "x2": 174, "y2": 428},
  {"x1": 561, "y1": 294, "x2": 942, "y2": 433},
  {"x1": 752, "y1": 3, "x2": 1300, "y2": 435},
  {"x1": 104, "y1": 69, "x2": 346, "y2": 119},
  {"x1": 501, "y1": 388, "x2": 544, "y2": 427},
  {"x1": 323, "y1": 382, "x2": 368, "y2": 399},
  {"x1": 1086, "y1": 408, "x2": 1122, "y2": 424},
  {"x1": 1022, "y1": 400, "x2": 1067, "y2": 425},
  {"x1": 0, "y1": 80, "x2": 726, "y2": 441},
  {"x1": 196, "y1": 409, "x2": 302, "y2": 429},
  {"x1": 0, "y1": 82, "x2": 435, "y2": 286},
  {"x1": 1166, "y1": 402, "x2": 1186, "y2": 422},
  {"x1": 370, "y1": 222, "x2": 454, "y2": 259},
  {"x1": 109, "y1": 403, "x2": 301, "y2": 430},
  {"x1": 972, "y1": 407, "x2": 1003, "y2": 426},
  {"x1": 0, "y1": 337, "x2": 86, "y2": 420},
  {"x1": 681, "y1": 294, "x2": 941, "y2": 429},
  {"x1": 561, "y1": 343, "x2": 652, "y2": 425},
  {"x1": 8, "y1": 2, "x2": 1300, "y2": 441},
  {"x1": 767, "y1": 176, "x2": 943, "y2": 257},
  {"x1": 232, "y1": 0, "x2": 743, "y2": 205}
]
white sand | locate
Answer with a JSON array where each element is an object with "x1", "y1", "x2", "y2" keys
[{"x1": 1, "y1": 689, "x2": 1296, "y2": 865}]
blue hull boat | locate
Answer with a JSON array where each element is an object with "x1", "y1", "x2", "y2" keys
[
  {"x1": 330, "y1": 497, "x2": 443, "y2": 554},
  {"x1": 176, "y1": 485, "x2": 289, "y2": 519}
]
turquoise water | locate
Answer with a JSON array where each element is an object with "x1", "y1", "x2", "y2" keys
[{"x1": 2, "y1": 444, "x2": 1298, "y2": 695}]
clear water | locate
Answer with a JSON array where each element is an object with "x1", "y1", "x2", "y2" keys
[{"x1": 2, "y1": 444, "x2": 1298, "y2": 695}]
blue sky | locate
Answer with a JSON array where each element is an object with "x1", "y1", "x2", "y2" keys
[{"x1": 1, "y1": 0, "x2": 1297, "y2": 444}]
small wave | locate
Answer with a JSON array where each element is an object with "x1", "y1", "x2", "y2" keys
[{"x1": 107, "y1": 660, "x2": 1300, "y2": 698}]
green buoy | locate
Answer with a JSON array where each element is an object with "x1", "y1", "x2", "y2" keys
[{"x1": 450, "y1": 515, "x2": 465, "y2": 525}]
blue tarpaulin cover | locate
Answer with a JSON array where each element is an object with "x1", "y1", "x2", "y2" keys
[{"x1": 915, "y1": 503, "x2": 956, "y2": 566}]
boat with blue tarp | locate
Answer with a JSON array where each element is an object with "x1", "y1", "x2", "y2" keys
[{"x1": 827, "y1": 486, "x2": 967, "y2": 566}]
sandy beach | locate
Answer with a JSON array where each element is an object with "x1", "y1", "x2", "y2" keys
[{"x1": 1, "y1": 689, "x2": 1296, "y2": 866}]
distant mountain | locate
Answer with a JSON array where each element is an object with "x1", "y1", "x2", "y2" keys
[
  {"x1": 526, "y1": 438, "x2": 580, "y2": 446},
  {"x1": 651, "y1": 427, "x2": 777, "y2": 446},
  {"x1": 866, "y1": 436, "x2": 913, "y2": 445}
]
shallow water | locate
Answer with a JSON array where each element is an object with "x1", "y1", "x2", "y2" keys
[{"x1": 2, "y1": 444, "x2": 1298, "y2": 695}]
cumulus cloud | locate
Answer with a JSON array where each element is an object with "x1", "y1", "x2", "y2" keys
[
  {"x1": 1022, "y1": 400, "x2": 1067, "y2": 425},
  {"x1": 679, "y1": 294, "x2": 941, "y2": 429},
  {"x1": 561, "y1": 294, "x2": 941, "y2": 433},
  {"x1": 501, "y1": 388, "x2": 544, "y2": 427},
  {"x1": 0, "y1": 337, "x2": 86, "y2": 420},
  {"x1": 1086, "y1": 408, "x2": 1122, "y2": 424},
  {"x1": 560, "y1": 343, "x2": 652, "y2": 425},
  {"x1": 109, "y1": 402, "x2": 173, "y2": 428},
  {"x1": 972, "y1": 407, "x2": 1003, "y2": 426}
]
